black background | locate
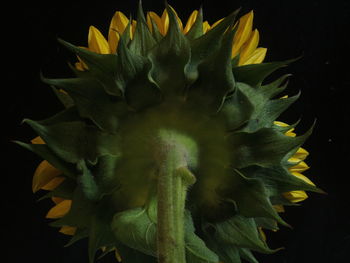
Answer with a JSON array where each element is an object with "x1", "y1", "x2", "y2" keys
[{"x1": 3, "y1": 0, "x2": 350, "y2": 262}]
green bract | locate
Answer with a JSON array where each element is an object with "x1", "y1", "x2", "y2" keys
[{"x1": 18, "y1": 4, "x2": 323, "y2": 263}]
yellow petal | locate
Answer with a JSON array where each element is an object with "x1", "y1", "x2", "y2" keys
[
  {"x1": 32, "y1": 160, "x2": 61, "y2": 193},
  {"x1": 285, "y1": 130, "x2": 297, "y2": 137},
  {"x1": 183, "y1": 10, "x2": 198, "y2": 34},
  {"x1": 88, "y1": 26, "x2": 110, "y2": 54},
  {"x1": 274, "y1": 121, "x2": 289, "y2": 127},
  {"x1": 232, "y1": 11, "x2": 254, "y2": 57},
  {"x1": 147, "y1": 11, "x2": 165, "y2": 34},
  {"x1": 211, "y1": 18, "x2": 224, "y2": 29},
  {"x1": 240, "y1": 47, "x2": 267, "y2": 65},
  {"x1": 283, "y1": 190, "x2": 308, "y2": 203},
  {"x1": 293, "y1": 147, "x2": 309, "y2": 161},
  {"x1": 31, "y1": 136, "x2": 45, "y2": 145},
  {"x1": 46, "y1": 200, "x2": 72, "y2": 219},
  {"x1": 274, "y1": 121, "x2": 296, "y2": 136},
  {"x1": 289, "y1": 161, "x2": 310, "y2": 173},
  {"x1": 108, "y1": 31, "x2": 120, "y2": 54},
  {"x1": 161, "y1": 9, "x2": 169, "y2": 35},
  {"x1": 59, "y1": 226, "x2": 77, "y2": 236},
  {"x1": 239, "y1": 29, "x2": 259, "y2": 65},
  {"x1": 109, "y1": 11, "x2": 129, "y2": 34},
  {"x1": 41, "y1": 176, "x2": 65, "y2": 191},
  {"x1": 288, "y1": 157, "x2": 302, "y2": 164},
  {"x1": 52, "y1": 197, "x2": 65, "y2": 204},
  {"x1": 291, "y1": 172, "x2": 315, "y2": 186},
  {"x1": 273, "y1": 205, "x2": 285, "y2": 213},
  {"x1": 258, "y1": 227, "x2": 267, "y2": 241},
  {"x1": 202, "y1": 21, "x2": 211, "y2": 33},
  {"x1": 109, "y1": 11, "x2": 129, "y2": 53},
  {"x1": 115, "y1": 249, "x2": 122, "y2": 262}
]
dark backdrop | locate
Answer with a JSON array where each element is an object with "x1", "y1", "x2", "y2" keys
[{"x1": 3, "y1": 0, "x2": 349, "y2": 262}]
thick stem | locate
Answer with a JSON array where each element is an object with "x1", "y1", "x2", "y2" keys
[{"x1": 155, "y1": 130, "x2": 197, "y2": 263}]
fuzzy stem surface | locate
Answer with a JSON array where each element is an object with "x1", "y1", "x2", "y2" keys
[{"x1": 156, "y1": 130, "x2": 196, "y2": 263}]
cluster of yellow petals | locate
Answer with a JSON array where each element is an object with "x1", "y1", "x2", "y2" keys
[
  {"x1": 273, "y1": 121, "x2": 315, "y2": 213},
  {"x1": 31, "y1": 136, "x2": 76, "y2": 235},
  {"x1": 76, "y1": 8, "x2": 267, "y2": 70}
]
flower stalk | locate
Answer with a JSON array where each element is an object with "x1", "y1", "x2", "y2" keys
[{"x1": 156, "y1": 130, "x2": 196, "y2": 263}]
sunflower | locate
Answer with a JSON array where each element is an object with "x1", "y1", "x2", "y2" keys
[{"x1": 18, "y1": 3, "x2": 323, "y2": 263}]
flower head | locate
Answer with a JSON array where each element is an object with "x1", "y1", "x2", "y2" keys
[{"x1": 18, "y1": 3, "x2": 324, "y2": 263}]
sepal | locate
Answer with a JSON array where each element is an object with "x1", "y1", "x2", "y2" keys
[
  {"x1": 232, "y1": 57, "x2": 300, "y2": 87},
  {"x1": 14, "y1": 141, "x2": 76, "y2": 178},
  {"x1": 58, "y1": 39, "x2": 121, "y2": 96},
  {"x1": 23, "y1": 118, "x2": 121, "y2": 164},
  {"x1": 42, "y1": 76, "x2": 128, "y2": 132},
  {"x1": 50, "y1": 186, "x2": 95, "y2": 228},
  {"x1": 186, "y1": 27, "x2": 236, "y2": 113},
  {"x1": 38, "y1": 179, "x2": 76, "y2": 201},
  {"x1": 229, "y1": 126, "x2": 313, "y2": 168},
  {"x1": 218, "y1": 86, "x2": 254, "y2": 131},
  {"x1": 210, "y1": 215, "x2": 281, "y2": 254},
  {"x1": 129, "y1": 1, "x2": 157, "y2": 56},
  {"x1": 117, "y1": 37, "x2": 162, "y2": 109},
  {"x1": 223, "y1": 170, "x2": 290, "y2": 227},
  {"x1": 185, "y1": 8, "x2": 204, "y2": 40},
  {"x1": 148, "y1": 4, "x2": 191, "y2": 95},
  {"x1": 260, "y1": 74, "x2": 292, "y2": 99}
]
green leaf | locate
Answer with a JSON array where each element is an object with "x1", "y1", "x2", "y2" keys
[
  {"x1": 213, "y1": 215, "x2": 279, "y2": 254},
  {"x1": 117, "y1": 37, "x2": 162, "y2": 110},
  {"x1": 38, "y1": 179, "x2": 76, "y2": 201},
  {"x1": 260, "y1": 74, "x2": 292, "y2": 99},
  {"x1": 77, "y1": 160, "x2": 100, "y2": 201},
  {"x1": 241, "y1": 165, "x2": 324, "y2": 197},
  {"x1": 24, "y1": 119, "x2": 121, "y2": 164},
  {"x1": 88, "y1": 214, "x2": 116, "y2": 263},
  {"x1": 111, "y1": 207, "x2": 218, "y2": 263},
  {"x1": 50, "y1": 186, "x2": 95, "y2": 228},
  {"x1": 38, "y1": 106, "x2": 80, "y2": 126},
  {"x1": 111, "y1": 207, "x2": 157, "y2": 257},
  {"x1": 210, "y1": 243, "x2": 242, "y2": 263},
  {"x1": 58, "y1": 39, "x2": 121, "y2": 96},
  {"x1": 149, "y1": 17, "x2": 163, "y2": 42},
  {"x1": 129, "y1": 1, "x2": 156, "y2": 56},
  {"x1": 14, "y1": 141, "x2": 76, "y2": 178},
  {"x1": 187, "y1": 28, "x2": 236, "y2": 113},
  {"x1": 93, "y1": 155, "x2": 121, "y2": 197},
  {"x1": 231, "y1": 55, "x2": 240, "y2": 67},
  {"x1": 51, "y1": 86, "x2": 74, "y2": 108},
  {"x1": 148, "y1": 4, "x2": 191, "y2": 95},
  {"x1": 186, "y1": 8, "x2": 204, "y2": 41},
  {"x1": 219, "y1": 88, "x2": 254, "y2": 131},
  {"x1": 188, "y1": 9, "x2": 240, "y2": 68},
  {"x1": 232, "y1": 58, "x2": 299, "y2": 87},
  {"x1": 239, "y1": 248, "x2": 259, "y2": 263},
  {"x1": 43, "y1": 76, "x2": 128, "y2": 132},
  {"x1": 227, "y1": 170, "x2": 290, "y2": 227},
  {"x1": 229, "y1": 126, "x2": 312, "y2": 168},
  {"x1": 235, "y1": 82, "x2": 299, "y2": 132},
  {"x1": 64, "y1": 228, "x2": 89, "y2": 247},
  {"x1": 185, "y1": 212, "x2": 219, "y2": 263}
]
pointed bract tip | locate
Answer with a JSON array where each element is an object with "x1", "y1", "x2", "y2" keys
[{"x1": 21, "y1": 118, "x2": 31, "y2": 125}]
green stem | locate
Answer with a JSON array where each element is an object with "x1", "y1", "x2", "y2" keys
[{"x1": 156, "y1": 131, "x2": 196, "y2": 263}]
